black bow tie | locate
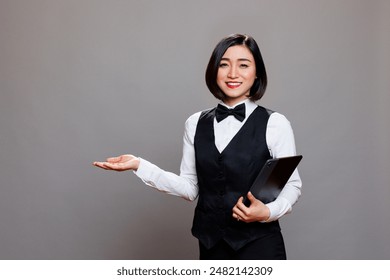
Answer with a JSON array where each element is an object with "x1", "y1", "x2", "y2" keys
[{"x1": 215, "y1": 103, "x2": 246, "y2": 123}]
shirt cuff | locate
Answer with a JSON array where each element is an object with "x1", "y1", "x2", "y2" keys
[
  {"x1": 133, "y1": 157, "x2": 156, "y2": 187},
  {"x1": 264, "y1": 197, "x2": 293, "y2": 222}
]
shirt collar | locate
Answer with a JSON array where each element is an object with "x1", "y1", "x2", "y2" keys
[{"x1": 219, "y1": 98, "x2": 256, "y2": 110}]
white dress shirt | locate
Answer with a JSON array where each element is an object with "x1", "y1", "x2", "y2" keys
[{"x1": 135, "y1": 99, "x2": 302, "y2": 222}]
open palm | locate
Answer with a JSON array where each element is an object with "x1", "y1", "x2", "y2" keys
[{"x1": 93, "y1": 154, "x2": 140, "y2": 171}]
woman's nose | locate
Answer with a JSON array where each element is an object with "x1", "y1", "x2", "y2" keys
[{"x1": 227, "y1": 66, "x2": 238, "y2": 78}]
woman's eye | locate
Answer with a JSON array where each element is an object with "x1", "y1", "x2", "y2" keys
[
  {"x1": 219, "y1": 63, "x2": 228, "y2": 68},
  {"x1": 240, "y1": 64, "x2": 249, "y2": 68}
]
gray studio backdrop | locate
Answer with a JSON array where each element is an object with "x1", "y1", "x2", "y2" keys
[{"x1": 1, "y1": 0, "x2": 389, "y2": 259}]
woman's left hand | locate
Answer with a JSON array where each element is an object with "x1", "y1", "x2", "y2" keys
[{"x1": 232, "y1": 192, "x2": 270, "y2": 223}]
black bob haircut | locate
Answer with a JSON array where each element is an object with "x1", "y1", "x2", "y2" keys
[{"x1": 205, "y1": 34, "x2": 267, "y2": 102}]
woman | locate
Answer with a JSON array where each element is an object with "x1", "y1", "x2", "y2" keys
[{"x1": 94, "y1": 34, "x2": 302, "y2": 260}]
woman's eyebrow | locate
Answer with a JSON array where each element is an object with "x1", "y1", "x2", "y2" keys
[{"x1": 221, "y1": 57, "x2": 252, "y2": 62}]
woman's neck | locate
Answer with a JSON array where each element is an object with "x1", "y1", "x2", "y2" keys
[{"x1": 222, "y1": 97, "x2": 249, "y2": 108}]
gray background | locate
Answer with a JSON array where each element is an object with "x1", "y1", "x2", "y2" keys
[{"x1": 1, "y1": 0, "x2": 389, "y2": 260}]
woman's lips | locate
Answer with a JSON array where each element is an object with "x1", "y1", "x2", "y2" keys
[{"x1": 226, "y1": 82, "x2": 242, "y2": 89}]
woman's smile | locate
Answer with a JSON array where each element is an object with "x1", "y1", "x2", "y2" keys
[{"x1": 226, "y1": 82, "x2": 242, "y2": 89}]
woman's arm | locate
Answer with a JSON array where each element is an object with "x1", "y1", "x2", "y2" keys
[
  {"x1": 93, "y1": 112, "x2": 201, "y2": 201},
  {"x1": 232, "y1": 112, "x2": 302, "y2": 222},
  {"x1": 265, "y1": 112, "x2": 302, "y2": 221}
]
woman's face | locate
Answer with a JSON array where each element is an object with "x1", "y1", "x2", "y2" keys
[{"x1": 216, "y1": 45, "x2": 257, "y2": 106}]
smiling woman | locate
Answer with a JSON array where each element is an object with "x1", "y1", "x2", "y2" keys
[
  {"x1": 205, "y1": 34, "x2": 267, "y2": 103},
  {"x1": 94, "y1": 34, "x2": 302, "y2": 260},
  {"x1": 216, "y1": 45, "x2": 257, "y2": 106}
]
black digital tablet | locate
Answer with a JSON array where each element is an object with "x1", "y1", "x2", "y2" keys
[{"x1": 244, "y1": 155, "x2": 303, "y2": 205}]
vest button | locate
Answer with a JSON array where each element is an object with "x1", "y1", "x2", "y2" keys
[{"x1": 219, "y1": 190, "x2": 225, "y2": 195}]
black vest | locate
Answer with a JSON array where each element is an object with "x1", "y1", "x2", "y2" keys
[{"x1": 191, "y1": 105, "x2": 280, "y2": 250}]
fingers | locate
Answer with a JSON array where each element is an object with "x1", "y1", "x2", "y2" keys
[
  {"x1": 232, "y1": 194, "x2": 263, "y2": 223},
  {"x1": 92, "y1": 155, "x2": 145, "y2": 172},
  {"x1": 107, "y1": 154, "x2": 135, "y2": 164},
  {"x1": 247, "y1": 191, "x2": 256, "y2": 202},
  {"x1": 100, "y1": 162, "x2": 127, "y2": 171},
  {"x1": 93, "y1": 161, "x2": 104, "y2": 168},
  {"x1": 234, "y1": 196, "x2": 248, "y2": 213},
  {"x1": 93, "y1": 154, "x2": 130, "y2": 170},
  {"x1": 106, "y1": 155, "x2": 122, "y2": 163},
  {"x1": 232, "y1": 196, "x2": 247, "y2": 222},
  {"x1": 233, "y1": 211, "x2": 244, "y2": 221},
  {"x1": 93, "y1": 161, "x2": 113, "y2": 170},
  {"x1": 246, "y1": 191, "x2": 264, "y2": 207}
]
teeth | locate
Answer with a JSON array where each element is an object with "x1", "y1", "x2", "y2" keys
[{"x1": 227, "y1": 82, "x2": 241, "y2": 86}]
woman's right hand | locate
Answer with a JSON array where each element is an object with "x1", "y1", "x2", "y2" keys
[{"x1": 93, "y1": 154, "x2": 140, "y2": 172}]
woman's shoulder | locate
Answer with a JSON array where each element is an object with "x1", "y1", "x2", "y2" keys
[
  {"x1": 183, "y1": 107, "x2": 214, "y2": 141},
  {"x1": 268, "y1": 111, "x2": 290, "y2": 123},
  {"x1": 254, "y1": 105, "x2": 289, "y2": 123},
  {"x1": 185, "y1": 107, "x2": 215, "y2": 125},
  {"x1": 266, "y1": 110, "x2": 293, "y2": 133},
  {"x1": 185, "y1": 111, "x2": 202, "y2": 126},
  {"x1": 183, "y1": 107, "x2": 212, "y2": 134}
]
